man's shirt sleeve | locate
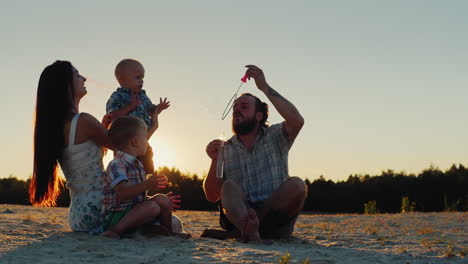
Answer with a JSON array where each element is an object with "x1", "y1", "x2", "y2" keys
[{"x1": 269, "y1": 122, "x2": 295, "y2": 153}]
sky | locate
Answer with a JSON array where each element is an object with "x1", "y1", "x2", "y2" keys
[{"x1": 0, "y1": 0, "x2": 467, "y2": 182}]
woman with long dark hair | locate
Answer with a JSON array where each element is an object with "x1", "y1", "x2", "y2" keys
[{"x1": 30, "y1": 60, "x2": 111, "y2": 232}]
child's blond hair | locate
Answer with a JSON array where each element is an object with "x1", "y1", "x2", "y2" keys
[{"x1": 108, "y1": 116, "x2": 147, "y2": 150}]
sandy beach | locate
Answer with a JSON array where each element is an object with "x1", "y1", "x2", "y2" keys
[{"x1": 0, "y1": 204, "x2": 466, "y2": 263}]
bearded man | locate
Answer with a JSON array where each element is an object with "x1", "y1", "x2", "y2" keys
[{"x1": 203, "y1": 65, "x2": 306, "y2": 242}]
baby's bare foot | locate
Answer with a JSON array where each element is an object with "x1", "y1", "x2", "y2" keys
[
  {"x1": 172, "y1": 232, "x2": 192, "y2": 239},
  {"x1": 101, "y1": 230, "x2": 120, "y2": 239},
  {"x1": 142, "y1": 225, "x2": 171, "y2": 237}
]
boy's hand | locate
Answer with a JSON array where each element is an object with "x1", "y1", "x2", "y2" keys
[
  {"x1": 165, "y1": 191, "x2": 182, "y2": 212},
  {"x1": 154, "y1": 97, "x2": 171, "y2": 115},
  {"x1": 145, "y1": 174, "x2": 168, "y2": 192}
]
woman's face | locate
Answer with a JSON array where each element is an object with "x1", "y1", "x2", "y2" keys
[{"x1": 72, "y1": 67, "x2": 87, "y2": 99}]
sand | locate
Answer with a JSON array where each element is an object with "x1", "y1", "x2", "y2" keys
[{"x1": 0, "y1": 204, "x2": 466, "y2": 263}]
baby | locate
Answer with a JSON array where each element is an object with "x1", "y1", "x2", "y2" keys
[{"x1": 105, "y1": 58, "x2": 169, "y2": 174}]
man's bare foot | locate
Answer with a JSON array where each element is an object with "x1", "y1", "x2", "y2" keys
[
  {"x1": 171, "y1": 232, "x2": 192, "y2": 239},
  {"x1": 101, "y1": 230, "x2": 120, "y2": 239},
  {"x1": 241, "y1": 208, "x2": 261, "y2": 243}
]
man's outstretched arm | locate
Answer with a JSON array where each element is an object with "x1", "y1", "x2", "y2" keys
[{"x1": 245, "y1": 65, "x2": 304, "y2": 140}]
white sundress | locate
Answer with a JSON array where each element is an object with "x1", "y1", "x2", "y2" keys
[{"x1": 59, "y1": 113, "x2": 105, "y2": 232}]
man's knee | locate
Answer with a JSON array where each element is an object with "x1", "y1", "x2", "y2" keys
[
  {"x1": 221, "y1": 179, "x2": 242, "y2": 197},
  {"x1": 287, "y1": 177, "x2": 307, "y2": 199}
]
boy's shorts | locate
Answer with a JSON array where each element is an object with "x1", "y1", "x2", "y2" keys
[
  {"x1": 218, "y1": 201, "x2": 298, "y2": 239},
  {"x1": 103, "y1": 205, "x2": 135, "y2": 231},
  {"x1": 138, "y1": 145, "x2": 154, "y2": 174}
]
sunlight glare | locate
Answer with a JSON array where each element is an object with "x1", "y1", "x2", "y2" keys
[{"x1": 150, "y1": 137, "x2": 177, "y2": 170}]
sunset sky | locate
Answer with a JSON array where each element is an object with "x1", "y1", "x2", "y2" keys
[{"x1": 1, "y1": 1, "x2": 467, "y2": 182}]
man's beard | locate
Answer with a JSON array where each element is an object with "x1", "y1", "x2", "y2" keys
[{"x1": 232, "y1": 116, "x2": 257, "y2": 135}]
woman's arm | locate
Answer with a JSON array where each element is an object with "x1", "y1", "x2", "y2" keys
[{"x1": 78, "y1": 113, "x2": 113, "y2": 150}]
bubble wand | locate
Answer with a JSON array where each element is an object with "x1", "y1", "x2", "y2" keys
[
  {"x1": 220, "y1": 73, "x2": 249, "y2": 120},
  {"x1": 216, "y1": 73, "x2": 249, "y2": 179}
]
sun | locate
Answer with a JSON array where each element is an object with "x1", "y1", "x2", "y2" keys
[
  {"x1": 149, "y1": 138, "x2": 177, "y2": 169},
  {"x1": 101, "y1": 137, "x2": 178, "y2": 171}
]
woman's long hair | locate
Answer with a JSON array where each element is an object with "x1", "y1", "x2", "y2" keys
[{"x1": 29, "y1": 60, "x2": 76, "y2": 206}]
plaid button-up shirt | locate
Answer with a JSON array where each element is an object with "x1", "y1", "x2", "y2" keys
[
  {"x1": 223, "y1": 122, "x2": 295, "y2": 203},
  {"x1": 102, "y1": 151, "x2": 146, "y2": 217},
  {"x1": 106, "y1": 87, "x2": 154, "y2": 127}
]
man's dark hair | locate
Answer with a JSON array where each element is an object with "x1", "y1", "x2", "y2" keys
[{"x1": 240, "y1": 93, "x2": 269, "y2": 127}]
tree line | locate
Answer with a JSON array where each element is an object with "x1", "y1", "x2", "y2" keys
[{"x1": 1, "y1": 164, "x2": 466, "y2": 213}]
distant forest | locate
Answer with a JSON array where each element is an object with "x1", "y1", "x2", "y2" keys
[{"x1": 1, "y1": 164, "x2": 466, "y2": 213}]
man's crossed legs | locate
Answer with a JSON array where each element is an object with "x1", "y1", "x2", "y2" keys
[{"x1": 213, "y1": 177, "x2": 307, "y2": 242}]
